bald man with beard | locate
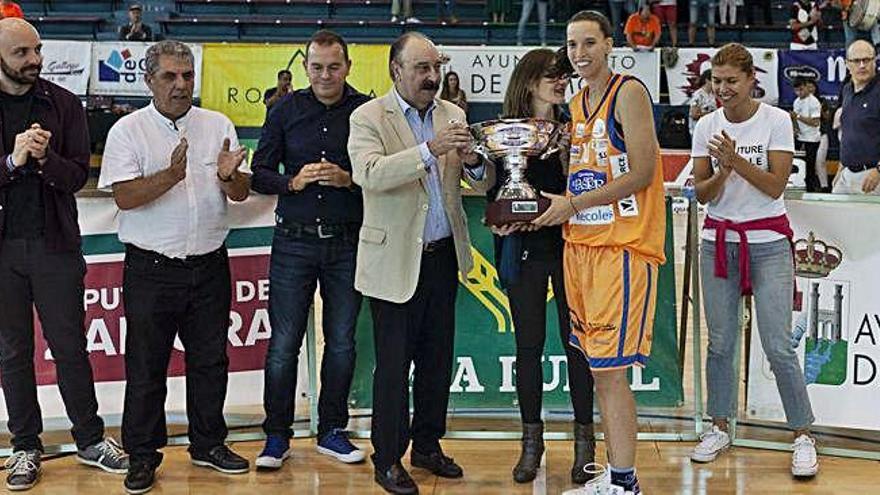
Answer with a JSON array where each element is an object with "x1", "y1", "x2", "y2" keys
[{"x1": 0, "y1": 18, "x2": 129, "y2": 492}]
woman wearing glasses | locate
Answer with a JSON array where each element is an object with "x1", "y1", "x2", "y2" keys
[{"x1": 487, "y1": 48, "x2": 596, "y2": 485}]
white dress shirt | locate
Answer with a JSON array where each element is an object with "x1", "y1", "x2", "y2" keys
[{"x1": 98, "y1": 103, "x2": 241, "y2": 258}]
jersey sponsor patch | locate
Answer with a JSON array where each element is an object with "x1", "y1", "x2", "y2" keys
[
  {"x1": 571, "y1": 205, "x2": 615, "y2": 225},
  {"x1": 609, "y1": 153, "x2": 630, "y2": 178},
  {"x1": 569, "y1": 168, "x2": 607, "y2": 195},
  {"x1": 575, "y1": 122, "x2": 586, "y2": 138},
  {"x1": 617, "y1": 194, "x2": 640, "y2": 217}
]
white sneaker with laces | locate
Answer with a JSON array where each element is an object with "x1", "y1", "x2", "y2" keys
[
  {"x1": 561, "y1": 465, "x2": 641, "y2": 495},
  {"x1": 690, "y1": 425, "x2": 731, "y2": 463},
  {"x1": 791, "y1": 434, "x2": 818, "y2": 477}
]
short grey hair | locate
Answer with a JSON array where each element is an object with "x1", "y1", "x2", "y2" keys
[{"x1": 144, "y1": 40, "x2": 194, "y2": 76}]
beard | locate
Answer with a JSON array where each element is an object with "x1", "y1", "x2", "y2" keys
[{"x1": 1, "y1": 57, "x2": 41, "y2": 85}]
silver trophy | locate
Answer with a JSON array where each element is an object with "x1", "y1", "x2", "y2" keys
[{"x1": 469, "y1": 118, "x2": 564, "y2": 226}]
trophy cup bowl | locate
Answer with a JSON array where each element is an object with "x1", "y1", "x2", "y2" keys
[{"x1": 469, "y1": 118, "x2": 563, "y2": 226}]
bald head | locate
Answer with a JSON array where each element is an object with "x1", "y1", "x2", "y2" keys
[
  {"x1": 846, "y1": 39, "x2": 876, "y2": 89},
  {"x1": 0, "y1": 18, "x2": 39, "y2": 43},
  {"x1": 0, "y1": 18, "x2": 42, "y2": 93}
]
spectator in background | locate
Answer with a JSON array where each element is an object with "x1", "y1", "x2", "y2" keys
[
  {"x1": 625, "y1": 4, "x2": 662, "y2": 50},
  {"x1": 790, "y1": 0, "x2": 821, "y2": 50},
  {"x1": 719, "y1": 0, "x2": 737, "y2": 25},
  {"x1": 688, "y1": 0, "x2": 717, "y2": 46},
  {"x1": 608, "y1": 0, "x2": 638, "y2": 42},
  {"x1": 440, "y1": 71, "x2": 468, "y2": 114},
  {"x1": 791, "y1": 77, "x2": 822, "y2": 192},
  {"x1": 488, "y1": 0, "x2": 512, "y2": 23},
  {"x1": 0, "y1": 0, "x2": 23, "y2": 18},
  {"x1": 391, "y1": 0, "x2": 419, "y2": 23},
  {"x1": 838, "y1": 0, "x2": 880, "y2": 48},
  {"x1": 652, "y1": 0, "x2": 679, "y2": 47},
  {"x1": 438, "y1": 0, "x2": 457, "y2": 23},
  {"x1": 516, "y1": 0, "x2": 549, "y2": 46},
  {"x1": 689, "y1": 69, "x2": 718, "y2": 135},
  {"x1": 745, "y1": 0, "x2": 773, "y2": 25},
  {"x1": 118, "y1": 3, "x2": 153, "y2": 42},
  {"x1": 264, "y1": 69, "x2": 292, "y2": 110},
  {"x1": 833, "y1": 40, "x2": 880, "y2": 194},
  {"x1": 815, "y1": 81, "x2": 833, "y2": 192}
]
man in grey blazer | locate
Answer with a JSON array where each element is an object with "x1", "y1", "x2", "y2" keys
[{"x1": 348, "y1": 32, "x2": 491, "y2": 495}]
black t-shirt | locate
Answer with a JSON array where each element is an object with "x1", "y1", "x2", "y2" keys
[{"x1": 2, "y1": 89, "x2": 46, "y2": 240}]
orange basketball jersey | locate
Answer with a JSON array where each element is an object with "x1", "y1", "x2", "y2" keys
[{"x1": 563, "y1": 73, "x2": 666, "y2": 265}]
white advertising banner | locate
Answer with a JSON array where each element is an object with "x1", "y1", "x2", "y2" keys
[
  {"x1": 89, "y1": 42, "x2": 203, "y2": 97},
  {"x1": 665, "y1": 47, "x2": 779, "y2": 106},
  {"x1": 41, "y1": 40, "x2": 91, "y2": 96},
  {"x1": 746, "y1": 199, "x2": 880, "y2": 431},
  {"x1": 440, "y1": 46, "x2": 661, "y2": 104}
]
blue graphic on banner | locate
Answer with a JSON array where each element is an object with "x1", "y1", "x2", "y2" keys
[{"x1": 778, "y1": 49, "x2": 847, "y2": 106}]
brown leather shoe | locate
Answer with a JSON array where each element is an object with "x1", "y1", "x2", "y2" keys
[{"x1": 374, "y1": 462, "x2": 418, "y2": 494}]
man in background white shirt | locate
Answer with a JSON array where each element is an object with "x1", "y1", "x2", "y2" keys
[
  {"x1": 791, "y1": 77, "x2": 822, "y2": 192},
  {"x1": 98, "y1": 40, "x2": 250, "y2": 495}
]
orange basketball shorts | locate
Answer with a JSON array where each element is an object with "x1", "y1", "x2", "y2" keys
[{"x1": 563, "y1": 244, "x2": 658, "y2": 371}]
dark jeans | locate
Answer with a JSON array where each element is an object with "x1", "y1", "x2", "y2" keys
[
  {"x1": 0, "y1": 239, "x2": 104, "y2": 452},
  {"x1": 262, "y1": 226, "x2": 361, "y2": 439},
  {"x1": 506, "y1": 258, "x2": 594, "y2": 425},
  {"x1": 796, "y1": 139, "x2": 821, "y2": 193},
  {"x1": 369, "y1": 239, "x2": 458, "y2": 471},
  {"x1": 121, "y1": 244, "x2": 231, "y2": 466}
]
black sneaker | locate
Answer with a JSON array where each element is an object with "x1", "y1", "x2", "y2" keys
[
  {"x1": 191, "y1": 445, "x2": 249, "y2": 474},
  {"x1": 123, "y1": 459, "x2": 156, "y2": 495},
  {"x1": 5, "y1": 450, "x2": 41, "y2": 491}
]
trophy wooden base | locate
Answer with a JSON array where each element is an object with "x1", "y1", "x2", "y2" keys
[{"x1": 485, "y1": 197, "x2": 551, "y2": 226}]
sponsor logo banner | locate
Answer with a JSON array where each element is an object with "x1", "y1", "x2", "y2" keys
[
  {"x1": 42, "y1": 40, "x2": 91, "y2": 95},
  {"x1": 90, "y1": 42, "x2": 203, "y2": 97},
  {"x1": 665, "y1": 48, "x2": 779, "y2": 106},
  {"x1": 201, "y1": 43, "x2": 392, "y2": 127},
  {"x1": 440, "y1": 46, "x2": 661, "y2": 103}
]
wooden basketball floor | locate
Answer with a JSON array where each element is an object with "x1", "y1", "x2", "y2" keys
[{"x1": 15, "y1": 432, "x2": 877, "y2": 494}]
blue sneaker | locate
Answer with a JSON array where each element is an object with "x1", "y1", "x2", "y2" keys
[
  {"x1": 255, "y1": 435, "x2": 291, "y2": 471},
  {"x1": 316, "y1": 429, "x2": 365, "y2": 464}
]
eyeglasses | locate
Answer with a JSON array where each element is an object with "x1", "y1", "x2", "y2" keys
[{"x1": 846, "y1": 57, "x2": 876, "y2": 67}]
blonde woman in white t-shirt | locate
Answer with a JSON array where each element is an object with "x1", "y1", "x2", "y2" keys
[{"x1": 689, "y1": 43, "x2": 819, "y2": 479}]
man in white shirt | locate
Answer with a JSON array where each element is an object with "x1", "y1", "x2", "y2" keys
[
  {"x1": 98, "y1": 40, "x2": 251, "y2": 495},
  {"x1": 791, "y1": 77, "x2": 822, "y2": 192}
]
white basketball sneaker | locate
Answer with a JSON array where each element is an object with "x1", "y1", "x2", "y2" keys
[
  {"x1": 791, "y1": 434, "x2": 818, "y2": 478},
  {"x1": 690, "y1": 425, "x2": 731, "y2": 463},
  {"x1": 562, "y1": 465, "x2": 642, "y2": 495}
]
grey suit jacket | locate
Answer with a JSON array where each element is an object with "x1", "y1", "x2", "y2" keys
[{"x1": 347, "y1": 90, "x2": 491, "y2": 303}]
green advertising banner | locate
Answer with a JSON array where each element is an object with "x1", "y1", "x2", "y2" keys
[{"x1": 349, "y1": 196, "x2": 683, "y2": 410}]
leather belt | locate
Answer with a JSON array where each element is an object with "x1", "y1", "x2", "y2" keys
[{"x1": 423, "y1": 236, "x2": 453, "y2": 253}]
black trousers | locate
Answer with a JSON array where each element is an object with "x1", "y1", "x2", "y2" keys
[
  {"x1": 0, "y1": 239, "x2": 104, "y2": 452},
  {"x1": 369, "y1": 239, "x2": 458, "y2": 471},
  {"x1": 507, "y1": 258, "x2": 594, "y2": 425},
  {"x1": 796, "y1": 139, "x2": 821, "y2": 193},
  {"x1": 121, "y1": 244, "x2": 231, "y2": 466}
]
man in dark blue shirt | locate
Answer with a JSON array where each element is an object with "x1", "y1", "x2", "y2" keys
[
  {"x1": 251, "y1": 30, "x2": 370, "y2": 469},
  {"x1": 834, "y1": 40, "x2": 880, "y2": 195}
]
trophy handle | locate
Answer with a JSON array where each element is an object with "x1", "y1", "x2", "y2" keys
[{"x1": 538, "y1": 122, "x2": 565, "y2": 160}]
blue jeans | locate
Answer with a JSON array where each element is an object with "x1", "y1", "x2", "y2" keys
[
  {"x1": 608, "y1": 0, "x2": 637, "y2": 42},
  {"x1": 701, "y1": 238, "x2": 814, "y2": 430},
  {"x1": 262, "y1": 226, "x2": 362, "y2": 439},
  {"x1": 517, "y1": 0, "x2": 548, "y2": 45},
  {"x1": 844, "y1": 22, "x2": 880, "y2": 48}
]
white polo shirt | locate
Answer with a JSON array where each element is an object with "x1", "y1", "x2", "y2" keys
[{"x1": 98, "y1": 103, "x2": 240, "y2": 258}]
